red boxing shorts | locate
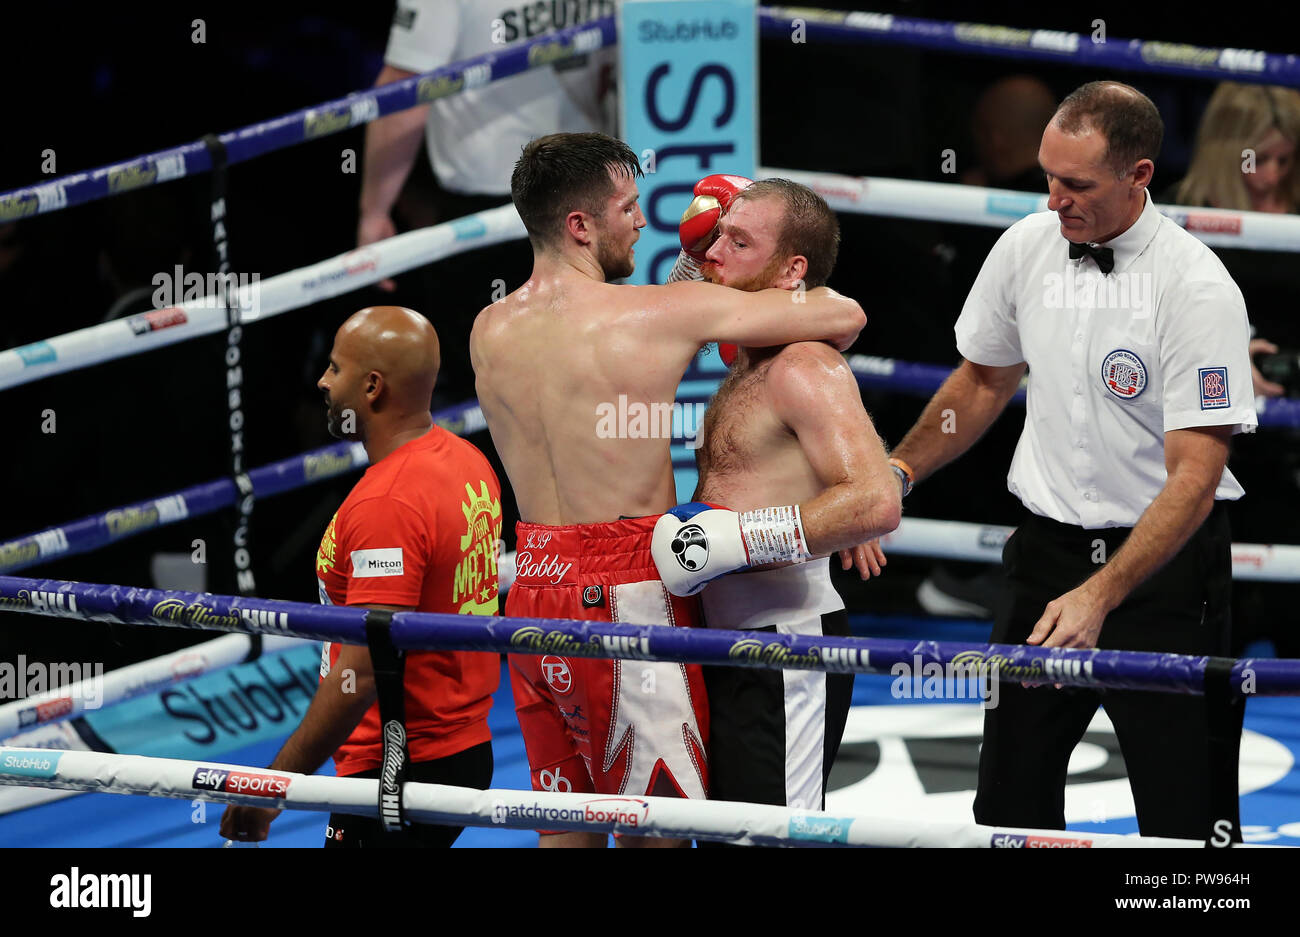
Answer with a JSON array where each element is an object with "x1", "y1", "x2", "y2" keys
[{"x1": 506, "y1": 517, "x2": 709, "y2": 801}]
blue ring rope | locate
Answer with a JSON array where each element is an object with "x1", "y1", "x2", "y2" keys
[
  {"x1": 0, "y1": 17, "x2": 616, "y2": 222},
  {"x1": 1, "y1": 9, "x2": 1295, "y2": 222},
  {"x1": 0, "y1": 400, "x2": 481, "y2": 575},
  {"x1": 1, "y1": 574, "x2": 1295, "y2": 698},
  {"x1": 758, "y1": 8, "x2": 1300, "y2": 87}
]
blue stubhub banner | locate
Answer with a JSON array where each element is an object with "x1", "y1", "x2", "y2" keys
[
  {"x1": 620, "y1": 0, "x2": 758, "y2": 286},
  {"x1": 82, "y1": 645, "x2": 322, "y2": 761}
]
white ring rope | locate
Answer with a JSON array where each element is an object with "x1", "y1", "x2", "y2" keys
[
  {"x1": 495, "y1": 516, "x2": 1300, "y2": 592},
  {"x1": 876, "y1": 517, "x2": 1300, "y2": 583},
  {"x1": 6, "y1": 170, "x2": 1298, "y2": 390},
  {"x1": 0, "y1": 746, "x2": 1231, "y2": 848},
  {"x1": 762, "y1": 168, "x2": 1300, "y2": 250},
  {"x1": 0, "y1": 633, "x2": 309, "y2": 742},
  {"x1": 0, "y1": 204, "x2": 526, "y2": 391}
]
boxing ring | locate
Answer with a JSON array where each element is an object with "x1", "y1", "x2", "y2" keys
[{"x1": 3, "y1": 6, "x2": 1299, "y2": 849}]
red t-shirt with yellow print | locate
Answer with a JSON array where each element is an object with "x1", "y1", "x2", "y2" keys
[{"x1": 315, "y1": 426, "x2": 502, "y2": 776}]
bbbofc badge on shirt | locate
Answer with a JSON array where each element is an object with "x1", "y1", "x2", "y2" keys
[
  {"x1": 1198, "y1": 367, "x2": 1230, "y2": 409},
  {"x1": 1101, "y1": 349, "x2": 1147, "y2": 400}
]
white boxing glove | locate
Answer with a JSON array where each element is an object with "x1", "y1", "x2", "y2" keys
[{"x1": 651, "y1": 502, "x2": 812, "y2": 597}]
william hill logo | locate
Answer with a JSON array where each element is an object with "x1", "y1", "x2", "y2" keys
[
  {"x1": 304, "y1": 107, "x2": 352, "y2": 138},
  {"x1": 510, "y1": 626, "x2": 599, "y2": 656},
  {"x1": 417, "y1": 75, "x2": 464, "y2": 102},
  {"x1": 152, "y1": 598, "x2": 240, "y2": 630}
]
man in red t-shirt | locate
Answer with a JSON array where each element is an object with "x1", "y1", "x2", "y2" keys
[{"x1": 220, "y1": 306, "x2": 502, "y2": 847}]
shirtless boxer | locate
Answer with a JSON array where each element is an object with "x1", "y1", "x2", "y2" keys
[
  {"x1": 652, "y1": 179, "x2": 901, "y2": 825},
  {"x1": 470, "y1": 133, "x2": 867, "y2": 847}
]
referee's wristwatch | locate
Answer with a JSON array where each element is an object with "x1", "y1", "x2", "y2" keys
[{"x1": 888, "y1": 457, "x2": 914, "y2": 498}]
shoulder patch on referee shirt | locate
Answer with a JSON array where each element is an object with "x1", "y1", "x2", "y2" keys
[
  {"x1": 1198, "y1": 367, "x2": 1230, "y2": 409},
  {"x1": 392, "y1": 6, "x2": 416, "y2": 29},
  {"x1": 351, "y1": 547, "x2": 404, "y2": 577},
  {"x1": 1100, "y1": 349, "x2": 1147, "y2": 400}
]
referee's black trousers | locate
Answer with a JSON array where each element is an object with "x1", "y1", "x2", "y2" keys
[{"x1": 973, "y1": 502, "x2": 1243, "y2": 841}]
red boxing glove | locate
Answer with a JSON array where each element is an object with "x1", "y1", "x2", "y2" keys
[
  {"x1": 696, "y1": 173, "x2": 753, "y2": 211},
  {"x1": 678, "y1": 174, "x2": 751, "y2": 367},
  {"x1": 679, "y1": 173, "x2": 753, "y2": 261}
]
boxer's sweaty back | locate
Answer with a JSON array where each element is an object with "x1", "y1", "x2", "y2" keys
[{"x1": 472, "y1": 274, "x2": 695, "y2": 526}]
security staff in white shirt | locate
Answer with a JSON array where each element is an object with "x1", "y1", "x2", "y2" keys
[
  {"x1": 356, "y1": 0, "x2": 616, "y2": 398},
  {"x1": 890, "y1": 81, "x2": 1257, "y2": 842}
]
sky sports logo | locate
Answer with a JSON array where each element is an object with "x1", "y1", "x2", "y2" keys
[
  {"x1": 351, "y1": 548, "x2": 404, "y2": 578},
  {"x1": 991, "y1": 833, "x2": 1093, "y2": 848},
  {"x1": 192, "y1": 766, "x2": 290, "y2": 799}
]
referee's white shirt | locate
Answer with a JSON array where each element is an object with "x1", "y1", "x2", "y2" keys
[
  {"x1": 386, "y1": 0, "x2": 616, "y2": 196},
  {"x1": 955, "y1": 189, "x2": 1258, "y2": 529}
]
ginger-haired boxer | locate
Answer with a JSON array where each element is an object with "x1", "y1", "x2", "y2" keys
[{"x1": 679, "y1": 179, "x2": 900, "y2": 834}]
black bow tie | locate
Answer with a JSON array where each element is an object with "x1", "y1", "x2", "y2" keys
[{"x1": 1068, "y1": 241, "x2": 1115, "y2": 274}]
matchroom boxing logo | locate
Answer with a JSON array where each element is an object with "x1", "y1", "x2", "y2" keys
[{"x1": 595, "y1": 396, "x2": 708, "y2": 449}]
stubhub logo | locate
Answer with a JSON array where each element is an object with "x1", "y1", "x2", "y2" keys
[
  {"x1": 787, "y1": 815, "x2": 853, "y2": 844},
  {"x1": 1, "y1": 751, "x2": 62, "y2": 778}
]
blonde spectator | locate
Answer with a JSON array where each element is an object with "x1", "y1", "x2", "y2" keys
[
  {"x1": 1169, "y1": 83, "x2": 1299, "y2": 398},
  {"x1": 1174, "y1": 82, "x2": 1300, "y2": 214}
]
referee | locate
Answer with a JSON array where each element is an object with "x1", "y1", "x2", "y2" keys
[{"x1": 890, "y1": 81, "x2": 1257, "y2": 841}]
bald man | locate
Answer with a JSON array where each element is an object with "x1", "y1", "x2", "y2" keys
[{"x1": 220, "y1": 306, "x2": 505, "y2": 848}]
